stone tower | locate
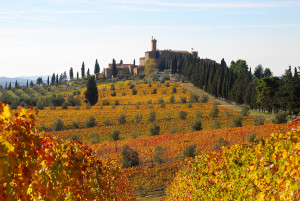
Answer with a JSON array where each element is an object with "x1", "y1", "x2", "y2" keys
[{"x1": 151, "y1": 37, "x2": 157, "y2": 51}]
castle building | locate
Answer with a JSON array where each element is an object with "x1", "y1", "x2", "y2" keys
[
  {"x1": 139, "y1": 37, "x2": 198, "y2": 67},
  {"x1": 103, "y1": 38, "x2": 198, "y2": 78},
  {"x1": 103, "y1": 63, "x2": 138, "y2": 78}
]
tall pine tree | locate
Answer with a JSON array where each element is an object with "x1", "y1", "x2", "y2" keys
[
  {"x1": 94, "y1": 59, "x2": 100, "y2": 74},
  {"x1": 112, "y1": 59, "x2": 117, "y2": 78},
  {"x1": 69, "y1": 67, "x2": 74, "y2": 80},
  {"x1": 84, "y1": 76, "x2": 98, "y2": 105},
  {"x1": 81, "y1": 62, "x2": 85, "y2": 78}
]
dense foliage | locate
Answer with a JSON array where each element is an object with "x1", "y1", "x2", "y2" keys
[
  {"x1": 0, "y1": 102, "x2": 135, "y2": 200},
  {"x1": 181, "y1": 57, "x2": 300, "y2": 117},
  {"x1": 165, "y1": 119, "x2": 300, "y2": 200}
]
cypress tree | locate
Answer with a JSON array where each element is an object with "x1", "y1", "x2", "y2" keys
[
  {"x1": 77, "y1": 72, "x2": 79, "y2": 80},
  {"x1": 47, "y1": 76, "x2": 50, "y2": 85},
  {"x1": 15, "y1": 80, "x2": 18, "y2": 88},
  {"x1": 87, "y1": 68, "x2": 90, "y2": 77},
  {"x1": 81, "y1": 62, "x2": 85, "y2": 78},
  {"x1": 26, "y1": 80, "x2": 28, "y2": 88},
  {"x1": 133, "y1": 59, "x2": 135, "y2": 65},
  {"x1": 69, "y1": 67, "x2": 74, "y2": 80},
  {"x1": 8, "y1": 82, "x2": 11, "y2": 90},
  {"x1": 30, "y1": 81, "x2": 34, "y2": 87},
  {"x1": 51, "y1": 73, "x2": 55, "y2": 85},
  {"x1": 84, "y1": 75, "x2": 98, "y2": 105},
  {"x1": 94, "y1": 59, "x2": 100, "y2": 74},
  {"x1": 112, "y1": 59, "x2": 117, "y2": 78}
]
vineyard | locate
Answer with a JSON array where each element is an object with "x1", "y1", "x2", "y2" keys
[
  {"x1": 0, "y1": 103, "x2": 135, "y2": 200},
  {"x1": 165, "y1": 119, "x2": 300, "y2": 200},
  {"x1": 1, "y1": 79, "x2": 297, "y2": 200}
]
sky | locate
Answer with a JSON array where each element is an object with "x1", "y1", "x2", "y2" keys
[{"x1": 0, "y1": 0, "x2": 300, "y2": 77}]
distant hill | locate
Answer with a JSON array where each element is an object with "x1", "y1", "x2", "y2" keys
[{"x1": 0, "y1": 76, "x2": 49, "y2": 87}]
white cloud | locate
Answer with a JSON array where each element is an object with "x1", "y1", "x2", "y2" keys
[{"x1": 104, "y1": 0, "x2": 300, "y2": 8}]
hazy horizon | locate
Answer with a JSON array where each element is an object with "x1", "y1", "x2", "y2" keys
[{"x1": 1, "y1": 0, "x2": 300, "y2": 77}]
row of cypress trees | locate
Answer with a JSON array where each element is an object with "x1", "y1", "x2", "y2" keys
[{"x1": 179, "y1": 56, "x2": 300, "y2": 117}]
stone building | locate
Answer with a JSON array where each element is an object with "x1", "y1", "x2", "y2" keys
[
  {"x1": 139, "y1": 37, "x2": 198, "y2": 67},
  {"x1": 103, "y1": 63, "x2": 140, "y2": 78}
]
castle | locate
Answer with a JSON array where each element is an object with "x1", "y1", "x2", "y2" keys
[
  {"x1": 139, "y1": 37, "x2": 198, "y2": 67},
  {"x1": 103, "y1": 38, "x2": 198, "y2": 78}
]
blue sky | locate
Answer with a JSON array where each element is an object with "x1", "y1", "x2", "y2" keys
[{"x1": 1, "y1": 0, "x2": 300, "y2": 77}]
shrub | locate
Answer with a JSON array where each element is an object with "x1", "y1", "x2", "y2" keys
[
  {"x1": 153, "y1": 146, "x2": 166, "y2": 164},
  {"x1": 61, "y1": 102, "x2": 68, "y2": 110},
  {"x1": 111, "y1": 104, "x2": 116, "y2": 109},
  {"x1": 187, "y1": 102, "x2": 192, "y2": 108},
  {"x1": 248, "y1": 133, "x2": 259, "y2": 143},
  {"x1": 158, "y1": 97, "x2": 164, "y2": 104},
  {"x1": 110, "y1": 84, "x2": 115, "y2": 91},
  {"x1": 149, "y1": 122, "x2": 160, "y2": 136},
  {"x1": 160, "y1": 102, "x2": 166, "y2": 108},
  {"x1": 169, "y1": 95, "x2": 175, "y2": 104},
  {"x1": 85, "y1": 116, "x2": 97, "y2": 128},
  {"x1": 53, "y1": 118, "x2": 64, "y2": 131},
  {"x1": 110, "y1": 129, "x2": 121, "y2": 141},
  {"x1": 122, "y1": 92, "x2": 127, "y2": 96},
  {"x1": 132, "y1": 88, "x2": 137, "y2": 95},
  {"x1": 148, "y1": 110, "x2": 156, "y2": 122},
  {"x1": 147, "y1": 100, "x2": 152, "y2": 104},
  {"x1": 179, "y1": 110, "x2": 188, "y2": 120},
  {"x1": 129, "y1": 84, "x2": 135, "y2": 89},
  {"x1": 172, "y1": 86, "x2": 177, "y2": 94},
  {"x1": 151, "y1": 88, "x2": 157, "y2": 94},
  {"x1": 201, "y1": 95, "x2": 209, "y2": 103},
  {"x1": 90, "y1": 132, "x2": 100, "y2": 144},
  {"x1": 213, "y1": 137, "x2": 229, "y2": 151},
  {"x1": 121, "y1": 145, "x2": 139, "y2": 168},
  {"x1": 111, "y1": 91, "x2": 116, "y2": 96},
  {"x1": 253, "y1": 115, "x2": 265, "y2": 126},
  {"x1": 209, "y1": 103, "x2": 219, "y2": 118},
  {"x1": 114, "y1": 100, "x2": 120, "y2": 105},
  {"x1": 148, "y1": 83, "x2": 152, "y2": 87},
  {"x1": 190, "y1": 94, "x2": 199, "y2": 103},
  {"x1": 191, "y1": 119, "x2": 202, "y2": 131},
  {"x1": 72, "y1": 119, "x2": 80, "y2": 128},
  {"x1": 103, "y1": 118, "x2": 111, "y2": 126},
  {"x1": 165, "y1": 82, "x2": 170, "y2": 87},
  {"x1": 102, "y1": 100, "x2": 110, "y2": 105},
  {"x1": 272, "y1": 112, "x2": 287, "y2": 124},
  {"x1": 134, "y1": 114, "x2": 143, "y2": 123},
  {"x1": 161, "y1": 89, "x2": 167, "y2": 94},
  {"x1": 231, "y1": 115, "x2": 243, "y2": 127},
  {"x1": 240, "y1": 105, "x2": 250, "y2": 116},
  {"x1": 180, "y1": 96, "x2": 187, "y2": 103},
  {"x1": 183, "y1": 144, "x2": 197, "y2": 159},
  {"x1": 117, "y1": 114, "x2": 126, "y2": 125},
  {"x1": 182, "y1": 88, "x2": 186, "y2": 93},
  {"x1": 71, "y1": 133, "x2": 80, "y2": 141}
]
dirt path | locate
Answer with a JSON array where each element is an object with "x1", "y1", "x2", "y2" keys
[{"x1": 179, "y1": 82, "x2": 275, "y2": 121}]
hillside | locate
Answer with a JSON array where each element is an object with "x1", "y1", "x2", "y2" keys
[{"x1": 1, "y1": 79, "x2": 296, "y2": 200}]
